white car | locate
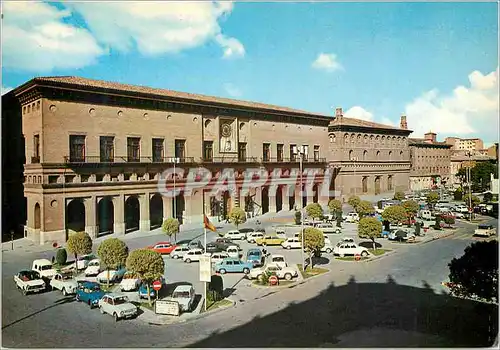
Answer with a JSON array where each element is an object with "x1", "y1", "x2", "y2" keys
[
  {"x1": 321, "y1": 241, "x2": 334, "y2": 254},
  {"x1": 84, "y1": 259, "x2": 101, "y2": 277},
  {"x1": 166, "y1": 285, "x2": 196, "y2": 313},
  {"x1": 268, "y1": 254, "x2": 287, "y2": 269},
  {"x1": 75, "y1": 254, "x2": 97, "y2": 270},
  {"x1": 210, "y1": 252, "x2": 229, "y2": 265},
  {"x1": 96, "y1": 267, "x2": 126, "y2": 283},
  {"x1": 316, "y1": 223, "x2": 342, "y2": 235},
  {"x1": 248, "y1": 263, "x2": 298, "y2": 281},
  {"x1": 333, "y1": 243, "x2": 370, "y2": 258},
  {"x1": 275, "y1": 229, "x2": 287, "y2": 240},
  {"x1": 224, "y1": 230, "x2": 246, "y2": 240},
  {"x1": 336, "y1": 237, "x2": 355, "y2": 246},
  {"x1": 474, "y1": 224, "x2": 496, "y2": 237},
  {"x1": 14, "y1": 270, "x2": 46, "y2": 295},
  {"x1": 32, "y1": 259, "x2": 57, "y2": 280},
  {"x1": 50, "y1": 272, "x2": 78, "y2": 295},
  {"x1": 343, "y1": 212, "x2": 359, "y2": 223},
  {"x1": 456, "y1": 205, "x2": 469, "y2": 213},
  {"x1": 226, "y1": 245, "x2": 241, "y2": 259},
  {"x1": 246, "y1": 232, "x2": 264, "y2": 243},
  {"x1": 170, "y1": 246, "x2": 191, "y2": 259},
  {"x1": 453, "y1": 211, "x2": 465, "y2": 219},
  {"x1": 119, "y1": 272, "x2": 141, "y2": 292},
  {"x1": 98, "y1": 293, "x2": 138, "y2": 322},
  {"x1": 281, "y1": 237, "x2": 302, "y2": 250},
  {"x1": 183, "y1": 248, "x2": 204, "y2": 263}
]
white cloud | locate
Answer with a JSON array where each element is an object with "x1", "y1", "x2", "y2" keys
[
  {"x1": 66, "y1": 2, "x2": 244, "y2": 58},
  {"x1": 2, "y1": 2, "x2": 105, "y2": 72},
  {"x1": 1, "y1": 86, "x2": 13, "y2": 95},
  {"x1": 405, "y1": 67, "x2": 499, "y2": 141},
  {"x1": 223, "y1": 83, "x2": 242, "y2": 97},
  {"x1": 344, "y1": 106, "x2": 373, "y2": 121},
  {"x1": 312, "y1": 53, "x2": 343, "y2": 72}
]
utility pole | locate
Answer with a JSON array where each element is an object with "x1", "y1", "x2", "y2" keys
[
  {"x1": 466, "y1": 152, "x2": 473, "y2": 221},
  {"x1": 293, "y1": 146, "x2": 306, "y2": 272}
]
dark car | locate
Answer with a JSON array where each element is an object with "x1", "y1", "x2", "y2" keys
[
  {"x1": 215, "y1": 238, "x2": 240, "y2": 250},
  {"x1": 205, "y1": 242, "x2": 225, "y2": 254},
  {"x1": 176, "y1": 239, "x2": 203, "y2": 250}
]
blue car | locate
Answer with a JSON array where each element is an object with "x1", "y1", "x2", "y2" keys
[
  {"x1": 138, "y1": 277, "x2": 165, "y2": 299},
  {"x1": 246, "y1": 248, "x2": 263, "y2": 267},
  {"x1": 75, "y1": 281, "x2": 105, "y2": 308},
  {"x1": 215, "y1": 258, "x2": 253, "y2": 274}
]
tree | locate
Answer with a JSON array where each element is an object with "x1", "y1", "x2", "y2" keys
[
  {"x1": 443, "y1": 216, "x2": 455, "y2": 228},
  {"x1": 448, "y1": 240, "x2": 498, "y2": 302},
  {"x1": 126, "y1": 249, "x2": 165, "y2": 305},
  {"x1": 355, "y1": 200, "x2": 375, "y2": 218},
  {"x1": 97, "y1": 238, "x2": 129, "y2": 288},
  {"x1": 348, "y1": 195, "x2": 361, "y2": 210},
  {"x1": 328, "y1": 199, "x2": 342, "y2": 214},
  {"x1": 358, "y1": 217, "x2": 382, "y2": 250},
  {"x1": 305, "y1": 203, "x2": 323, "y2": 220},
  {"x1": 228, "y1": 207, "x2": 246, "y2": 229},
  {"x1": 298, "y1": 227, "x2": 325, "y2": 269},
  {"x1": 483, "y1": 192, "x2": 493, "y2": 203},
  {"x1": 66, "y1": 232, "x2": 93, "y2": 272},
  {"x1": 55, "y1": 248, "x2": 67, "y2": 266},
  {"x1": 463, "y1": 194, "x2": 481, "y2": 208},
  {"x1": 454, "y1": 187, "x2": 463, "y2": 201},
  {"x1": 393, "y1": 191, "x2": 405, "y2": 201},
  {"x1": 434, "y1": 216, "x2": 442, "y2": 230},
  {"x1": 294, "y1": 210, "x2": 302, "y2": 225},
  {"x1": 471, "y1": 161, "x2": 498, "y2": 192},
  {"x1": 336, "y1": 210, "x2": 342, "y2": 228},
  {"x1": 402, "y1": 200, "x2": 419, "y2": 222},
  {"x1": 381, "y1": 205, "x2": 407, "y2": 225},
  {"x1": 162, "y1": 218, "x2": 179, "y2": 243},
  {"x1": 426, "y1": 192, "x2": 439, "y2": 208}
]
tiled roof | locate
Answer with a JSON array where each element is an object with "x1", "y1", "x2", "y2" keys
[
  {"x1": 329, "y1": 116, "x2": 405, "y2": 131},
  {"x1": 408, "y1": 138, "x2": 451, "y2": 147},
  {"x1": 29, "y1": 76, "x2": 330, "y2": 118}
]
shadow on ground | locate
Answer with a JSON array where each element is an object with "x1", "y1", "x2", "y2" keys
[
  {"x1": 188, "y1": 275, "x2": 498, "y2": 348},
  {"x1": 358, "y1": 241, "x2": 383, "y2": 249}
]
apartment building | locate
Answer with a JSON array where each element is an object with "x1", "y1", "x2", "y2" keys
[{"x1": 445, "y1": 137, "x2": 484, "y2": 152}]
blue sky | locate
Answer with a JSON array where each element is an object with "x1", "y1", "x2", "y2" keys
[{"x1": 2, "y1": 1, "x2": 498, "y2": 145}]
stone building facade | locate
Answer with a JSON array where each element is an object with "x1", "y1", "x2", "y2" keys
[
  {"x1": 408, "y1": 132, "x2": 452, "y2": 191},
  {"x1": 7, "y1": 76, "x2": 412, "y2": 245},
  {"x1": 445, "y1": 137, "x2": 484, "y2": 152}
]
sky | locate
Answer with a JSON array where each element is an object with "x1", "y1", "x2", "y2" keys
[{"x1": 1, "y1": 1, "x2": 498, "y2": 146}]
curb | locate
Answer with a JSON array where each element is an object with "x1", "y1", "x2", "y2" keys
[
  {"x1": 184, "y1": 298, "x2": 236, "y2": 322},
  {"x1": 419, "y1": 231, "x2": 457, "y2": 245}
]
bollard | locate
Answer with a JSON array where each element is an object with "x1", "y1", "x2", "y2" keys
[{"x1": 11, "y1": 231, "x2": 14, "y2": 251}]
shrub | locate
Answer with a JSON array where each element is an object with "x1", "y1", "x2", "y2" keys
[
  {"x1": 305, "y1": 203, "x2": 323, "y2": 220},
  {"x1": 66, "y1": 232, "x2": 93, "y2": 270},
  {"x1": 328, "y1": 199, "x2": 342, "y2": 214},
  {"x1": 294, "y1": 211, "x2": 302, "y2": 225},
  {"x1": 483, "y1": 192, "x2": 493, "y2": 203},
  {"x1": 444, "y1": 216, "x2": 455, "y2": 227},
  {"x1": 55, "y1": 248, "x2": 67, "y2": 265},
  {"x1": 434, "y1": 216, "x2": 442, "y2": 230},
  {"x1": 162, "y1": 218, "x2": 180, "y2": 242},
  {"x1": 228, "y1": 207, "x2": 246, "y2": 229},
  {"x1": 393, "y1": 191, "x2": 405, "y2": 201},
  {"x1": 208, "y1": 274, "x2": 224, "y2": 301}
]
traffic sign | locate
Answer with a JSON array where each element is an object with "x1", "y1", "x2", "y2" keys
[
  {"x1": 152, "y1": 280, "x2": 162, "y2": 291},
  {"x1": 269, "y1": 275, "x2": 278, "y2": 286}
]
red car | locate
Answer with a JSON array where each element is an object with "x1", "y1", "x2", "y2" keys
[{"x1": 148, "y1": 242, "x2": 177, "y2": 255}]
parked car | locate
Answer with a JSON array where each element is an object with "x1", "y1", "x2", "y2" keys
[
  {"x1": 343, "y1": 212, "x2": 359, "y2": 223},
  {"x1": 246, "y1": 232, "x2": 264, "y2": 243},
  {"x1": 282, "y1": 237, "x2": 302, "y2": 250},
  {"x1": 98, "y1": 293, "x2": 137, "y2": 322},
  {"x1": 167, "y1": 285, "x2": 196, "y2": 313},
  {"x1": 76, "y1": 281, "x2": 105, "y2": 308},
  {"x1": 226, "y1": 245, "x2": 242, "y2": 259},
  {"x1": 246, "y1": 248, "x2": 264, "y2": 267},
  {"x1": 119, "y1": 272, "x2": 141, "y2": 292},
  {"x1": 267, "y1": 254, "x2": 287, "y2": 268},
  {"x1": 96, "y1": 266, "x2": 127, "y2": 283},
  {"x1": 14, "y1": 270, "x2": 46, "y2": 295},
  {"x1": 248, "y1": 263, "x2": 298, "y2": 281},
  {"x1": 224, "y1": 230, "x2": 246, "y2": 240},
  {"x1": 239, "y1": 228, "x2": 255, "y2": 236},
  {"x1": 84, "y1": 259, "x2": 101, "y2": 277},
  {"x1": 210, "y1": 252, "x2": 229, "y2": 265},
  {"x1": 336, "y1": 237, "x2": 355, "y2": 246},
  {"x1": 148, "y1": 241, "x2": 177, "y2": 255},
  {"x1": 75, "y1": 254, "x2": 98, "y2": 270},
  {"x1": 32, "y1": 259, "x2": 57, "y2": 281},
  {"x1": 321, "y1": 241, "x2": 334, "y2": 254},
  {"x1": 50, "y1": 272, "x2": 78, "y2": 295},
  {"x1": 388, "y1": 229, "x2": 416, "y2": 242},
  {"x1": 138, "y1": 277, "x2": 165, "y2": 299},
  {"x1": 215, "y1": 258, "x2": 253, "y2": 274},
  {"x1": 474, "y1": 224, "x2": 496, "y2": 237},
  {"x1": 316, "y1": 223, "x2": 342, "y2": 234},
  {"x1": 214, "y1": 238, "x2": 240, "y2": 250},
  {"x1": 333, "y1": 243, "x2": 370, "y2": 257},
  {"x1": 176, "y1": 239, "x2": 203, "y2": 250},
  {"x1": 275, "y1": 229, "x2": 287, "y2": 240},
  {"x1": 170, "y1": 246, "x2": 191, "y2": 259},
  {"x1": 183, "y1": 248, "x2": 205, "y2": 263},
  {"x1": 255, "y1": 234, "x2": 285, "y2": 246}
]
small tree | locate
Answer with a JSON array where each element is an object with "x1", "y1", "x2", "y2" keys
[
  {"x1": 381, "y1": 205, "x2": 407, "y2": 226},
  {"x1": 402, "y1": 200, "x2": 419, "y2": 218},
  {"x1": 355, "y1": 200, "x2": 375, "y2": 218},
  {"x1": 393, "y1": 191, "x2": 405, "y2": 201},
  {"x1": 443, "y1": 216, "x2": 455, "y2": 228},
  {"x1": 336, "y1": 210, "x2": 342, "y2": 228},
  {"x1": 454, "y1": 187, "x2": 463, "y2": 201},
  {"x1": 448, "y1": 240, "x2": 498, "y2": 302},
  {"x1": 66, "y1": 232, "x2": 93, "y2": 272},
  {"x1": 434, "y1": 215, "x2": 442, "y2": 230},
  {"x1": 483, "y1": 192, "x2": 493, "y2": 203},
  {"x1": 298, "y1": 227, "x2": 325, "y2": 269},
  {"x1": 328, "y1": 199, "x2": 342, "y2": 214},
  {"x1": 294, "y1": 210, "x2": 302, "y2": 225},
  {"x1": 463, "y1": 194, "x2": 481, "y2": 208},
  {"x1": 162, "y1": 218, "x2": 180, "y2": 243},
  {"x1": 358, "y1": 217, "x2": 382, "y2": 251},
  {"x1": 126, "y1": 249, "x2": 164, "y2": 306},
  {"x1": 228, "y1": 207, "x2": 246, "y2": 229},
  {"x1": 97, "y1": 238, "x2": 129, "y2": 288},
  {"x1": 305, "y1": 203, "x2": 323, "y2": 220},
  {"x1": 208, "y1": 274, "x2": 224, "y2": 303},
  {"x1": 348, "y1": 195, "x2": 361, "y2": 210},
  {"x1": 426, "y1": 191, "x2": 439, "y2": 209},
  {"x1": 55, "y1": 248, "x2": 67, "y2": 266}
]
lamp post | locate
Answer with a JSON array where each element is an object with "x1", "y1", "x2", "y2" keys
[{"x1": 293, "y1": 146, "x2": 306, "y2": 271}]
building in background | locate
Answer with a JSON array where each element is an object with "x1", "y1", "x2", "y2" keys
[
  {"x1": 445, "y1": 137, "x2": 484, "y2": 152},
  {"x1": 408, "y1": 132, "x2": 452, "y2": 191},
  {"x1": 449, "y1": 152, "x2": 497, "y2": 188}
]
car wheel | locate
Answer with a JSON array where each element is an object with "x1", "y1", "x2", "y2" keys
[
  {"x1": 62, "y1": 288, "x2": 67, "y2": 296},
  {"x1": 185, "y1": 258, "x2": 191, "y2": 263},
  {"x1": 219, "y1": 269, "x2": 227, "y2": 274},
  {"x1": 100, "y1": 306, "x2": 105, "y2": 314},
  {"x1": 286, "y1": 246, "x2": 291, "y2": 250},
  {"x1": 361, "y1": 251, "x2": 369, "y2": 257},
  {"x1": 114, "y1": 313, "x2": 119, "y2": 322},
  {"x1": 326, "y1": 248, "x2": 332, "y2": 254},
  {"x1": 284, "y1": 273, "x2": 292, "y2": 281},
  {"x1": 243, "y1": 268, "x2": 250, "y2": 274}
]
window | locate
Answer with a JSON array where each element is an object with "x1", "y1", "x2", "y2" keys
[
  {"x1": 175, "y1": 140, "x2": 186, "y2": 159},
  {"x1": 69, "y1": 135, "x2": 85, "y2": 162},
  {"x1": 33, "y1": 134, "x2": 40, "y2": 163},
  {"x1": 277, "y1": 144, "x2": 284, "y2": 162},
  {"x1": 37, "y1": 101, "x2": 40, "y2": 110},
  {"x1": 302, "y1": 145, "x2": 309, "y2": 160},
  {"x1": 152, "y1": 138, "x2": 164, "y2": 162},
  {"x1": 263, "y1": 143, "x2": 270, "y2": 162},
  {"x1": 127, "y1": 137, "x2": 141, "y2": 162},
  {"x1": 203, "y1": 141, "x2": 213, "y2": 161},
  {"x1": 238, "y1": 142, "x2": 247, "y2": 161},
  {"x1": 100, "y1": 136, "x2": 114, "y2": 162},
  {"x1": 388, "y1": 176, "x2": 393, "y2": 191},
  {"x1": 290, "y1": 145, "x2": 297, "y2": 161},
  {"x1": 314, "y1": 145, "x2": 320, "y2": 161}
]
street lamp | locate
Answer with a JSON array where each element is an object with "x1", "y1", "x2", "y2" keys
[{"x1": 293, "y1": 145, "x2": 306, "y2": 271}]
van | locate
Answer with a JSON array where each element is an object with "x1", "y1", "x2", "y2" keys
[{"x1": 32, "y1": 259, "x2": 57, "y2": 279}]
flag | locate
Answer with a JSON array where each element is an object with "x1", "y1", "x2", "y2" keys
[{"x1": 204, "y1": 214, "x2": 217, "y2": 232}]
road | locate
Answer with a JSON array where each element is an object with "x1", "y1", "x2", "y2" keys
[{"x1": 2, "y1": 216, "x2": 497, "y2": 347}]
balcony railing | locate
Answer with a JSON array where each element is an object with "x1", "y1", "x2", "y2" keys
[
  {"x1": 64, "y1": 156, "x2": 196, "y2": 164},
  {"x1": 201, "y1": 156, "x2": 260, "y2": 163},
  {"x1": 31, "y1": 156, "x2": 40, "y2": 164},
  {"x1": 261, "y1": 157, "x2": 327, "y2": 163}
]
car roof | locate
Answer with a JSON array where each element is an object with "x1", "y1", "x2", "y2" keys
[
  {"x1": 19, "y1": 269, "x2": 35, "y2": 273},
  {"x1": 248, "y1": 248, "x2": 261, "y2": 253},
  {"x1": 227, "y1": 245, "x2": 238, "y2": 249},
  {"x1": 105, "y1": 292, "x2": 127, "y2": 298},
  {"x1": 271, "y1": 254, "x2": 284, "y2": 259},
  {"x1": 33, "y1": 259, "x2": 52, "y2": 265},
  {"x1": 173, "y1": 285, "x2": 193, "y2": 292},
  {"x1": 80, "y1": 281, "x2": 100, "y2": 287},
  {"x1": 155, "y1": 241, "x2": 172, "y2": 245}
]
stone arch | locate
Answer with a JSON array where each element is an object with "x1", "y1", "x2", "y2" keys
[
  {"x1": 388, "y1": 151, "x2": 392, "y2": 160},
  {"x1": 34, "y1": 203, "x2": 41, "y2": 230},
  {"x1": 362, "y1": 176, "x2": 368, "y2": 193},
  {"x1": 150, "y1": 194, "x2": 163, "y2": 229},
  {"x1": 376, "y1": 150, "x2": 380, "y2": 160},
  {"x1": 357, "y1": 134, "x2": 362, "y2": 142},
  {"x1": 261, "y1": 187, "x2": 269, "y2": 214},
  {"x1": 364, "y1": 134, "x2": 368, "y2": 143},
  {"x1": 313, "y1": 184, "x2": 319, "y2": 203},
  {"x1": 400, "y1": 150, "x2": 404, "y2": 159},
  {"x1": 351, "y1": 133, "x2": 356, "y2": 142},
  {"x1": 276, "y1": 186, "x2": 283, "y2": 212},
  {"x1": 125, "y1": 196, "x2": 140, "y2": 233},
  {"x1": 375, "y1": 176, "x2": 381, "y2": 195},
  {"x1": 349, "y1": 150, "x2": 354, "y2": 160},
  {"x1": 363, "y1": 150, "x2": 368, "y2": 161},
  {"x1": 97, "y1": 197, "x2": 114, "y2": 235},
  {"x1": 67, "y1": 198, "x2": 85, "y2": 234}
]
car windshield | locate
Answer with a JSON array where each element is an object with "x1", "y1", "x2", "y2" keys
[
  {"x1": 41, "y1": 265, "x2": 53, "y2": 270},
  {"x1": 113, "y1": 297, "x2": 129, "y2": 305},
  {"x1": 273, "y1": 257, "x2": 285, "y2": 262},
  {"x1": 173, "y1": 291, "x2": 191, "y2": 298},
  {"x1": 248, "y1": 251, "x2": 259, "y2": 256},
  {"x1": 91, "y1": 285, "x2": 101, "y2": 292},
  {"x1": 89, "y1": 261, "x2": 99, "y2": 266},
  {"x1": 20, "y1": 271, "x2": 37, "y2": 280},
  {"x1": 61, "y1": 273, "x2": 73, "y2": 280},
  {"x1": 478, "y1": 225, "x2": 491, "y2": 229}
]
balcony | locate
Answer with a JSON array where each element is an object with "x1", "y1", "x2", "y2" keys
[
  {"x1": 201, "y1": 156, "x2": 260, "y2": 163},
  {"x1": 261, "y1": 157, "x2": 327, "y2": 163},
  {"x1": 64, "y1": 156, "x2": 196, "y2": 164}
]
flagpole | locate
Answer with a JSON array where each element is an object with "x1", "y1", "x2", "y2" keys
[{"x1": 203, "y1": 224, "x2": 207, "y2": 312}]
